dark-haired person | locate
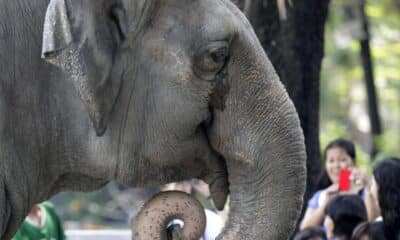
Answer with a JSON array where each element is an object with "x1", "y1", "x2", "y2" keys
[
  {"x1": 371, "y1": 157, "x2": 400, "y2": 240},
  {"x1": 324, "y1": 195, "x2": 367, "y2": 240},
  {"x1": 351, "y1": 221, "x2": 386, "y2": 240},
  {"x1": 300, "y1": 139, "x2": 380, "y2": 229},
  {"x1": 294, "y1": 227, "x2": 327, "y2": 240}
]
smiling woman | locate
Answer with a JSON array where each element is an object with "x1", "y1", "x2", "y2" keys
[{"x1": 300, "y1": 139, "x2": 380, "y2": 230}]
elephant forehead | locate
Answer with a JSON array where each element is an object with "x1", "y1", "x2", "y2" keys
[{"x1": 148, "y1": 0, "x2": 234, "y2": 42}]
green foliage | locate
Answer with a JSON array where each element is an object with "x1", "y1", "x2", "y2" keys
[{"x1": 321, "y1": 0, "x2": 400, "y2": 168}]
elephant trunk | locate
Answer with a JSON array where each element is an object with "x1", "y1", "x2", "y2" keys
[
  {"x1": 132, "y1": 191, "x2": 206, "y2": 240},
  {"x1": 209, "y1": 7, "x2": 307, "y2": 239}
]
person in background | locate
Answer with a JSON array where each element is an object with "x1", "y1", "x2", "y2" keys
[
  {"x1": 300, "y1": 138, "x2": 380, "y2": 229},
  {"x1": 324, "y1": 195, "x2": 368, "y2": 240},
  {"x1": 12, "y1": 201, "x2": 66, "y2": 240},
  {"x1": 371, "y1": 157, "x2": 400, "y2": 240},
  {"x1": 351, "y1": 221, "x2": 386, "y2": 240},
  {"x1": 294, "y1": 227, "x2": 327, "y2": 240}
]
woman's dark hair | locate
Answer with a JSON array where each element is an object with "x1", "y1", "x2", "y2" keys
[
  {"x1": 294, "y1": 227, "x2": 327, "y2": 240},
  {"x1": 323, "y1": 138, "x2": 356, "y2": 161},
  {"x1": 351, "y1": 221, "x2": 386, "y2": 240},
  {"x1": 373, "y1": 157, "x2": 400, "y2": 240},
  {"x1": 315, "y1": 138, "x2": 356, "y2": 191},
  {"x1": 315, "y1": 171, "x2": 332, "y2": 192},
  {"x1": 326, "y1": 195, "x2": 367, "y2": 240}
]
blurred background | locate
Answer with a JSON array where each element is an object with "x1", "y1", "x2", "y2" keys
[
  {"x1": 320, "y1": 0, "x2": 400, "y2": 164},
  {"x1": 50, "y1": 183, "x2": 159, "y2": 229}
]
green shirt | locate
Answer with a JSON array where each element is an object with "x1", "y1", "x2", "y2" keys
[{"x1": 12, "y1": 202, "x2": 66, "y2": 240}]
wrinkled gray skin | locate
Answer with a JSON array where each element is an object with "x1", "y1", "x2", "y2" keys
[
  {"x1": 0, "y1": 0, "x2": 306, "y2": 239},
  {"x1": 132, "y1": 191, "x2": 206, "y2": 240}
]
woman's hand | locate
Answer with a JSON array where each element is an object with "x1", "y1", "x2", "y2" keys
[
  {"x1": 300, "y1": 184, "x2": 339, "y2": 230},
  {"x1": 350, "y1": 168, "x2": 370, "y2": 193},
  {"x1": 318, "y1": 184, "x2": 339, "y2": 209}
]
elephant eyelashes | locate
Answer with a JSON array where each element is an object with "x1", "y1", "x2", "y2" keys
[{"x1": 193, "y1": 42, "x2": 229, "y2": 81}]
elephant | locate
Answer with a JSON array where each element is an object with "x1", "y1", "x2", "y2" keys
[
  {"x1": 132, "y1": 191, "x2": 206, "y2": 240},
  {"x1": 0, "y1": 0, "x2": 307, "y2": 239}
]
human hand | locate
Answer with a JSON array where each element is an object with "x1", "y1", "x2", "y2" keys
[
  {"x1": 350, "y1": 168, "x2": 370, "y2": 193},
  {"x1": 318, "y1": 184, "x2": 339, "y2": 209}
]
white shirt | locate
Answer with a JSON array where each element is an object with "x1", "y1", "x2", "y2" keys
[{"x1": 201, "y1": 209, "x2": 224, "y2": 240}]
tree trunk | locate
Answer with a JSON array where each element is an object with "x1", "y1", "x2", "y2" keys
[
  {"x1": 356, "y1": 0, "x2": 382, "y2": 159},
  {"x1": 232, "y1": 0, "x2": 330, "y2": 225}
]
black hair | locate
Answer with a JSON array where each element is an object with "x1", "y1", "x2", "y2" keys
[
  {"x1": 325, "y1": 195, "x2": 367, "y2": 240},
  {"x1": 294, "y1": 227, "x2": 327, "y2": 240},
  {"x1": 315, "y1": 138, "x2": 356, "y2": 191},
  {"x1": 373, "y1": 157, "x2": 400, "y2": 240},
  {"x1": 351, "y1": 221, "x2": 386, "y2": 240},
  {"x1": 314, "y1": 171, "x2": 332, "y2": 192},
  {"x1": 323, "y1": 138, "x2": 356, "y2": 161}
]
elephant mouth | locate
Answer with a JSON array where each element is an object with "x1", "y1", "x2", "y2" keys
[
  {"x1": 190, "y1": 120, "x2": 229, "y2": 211},
  {"x1": 204, "y1": 165, "x2": 230, "y2": 211}
]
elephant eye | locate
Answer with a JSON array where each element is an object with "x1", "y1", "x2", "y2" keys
[
  {"x1": 210, "y1": 47, "x2": 228, "y2": 64},
  {"x1": 194, "y1": 42, "x2": 229, "y2": 81}
]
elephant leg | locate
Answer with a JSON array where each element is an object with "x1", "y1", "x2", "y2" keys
[
  {"x1": 132, "y1": 191, "x2": 206, "y2": 240},
  {"x1": 0, "y1": 143, "x2": 31, "y2": 239},
  {"x1": 0, "y1": 179, "x2": 10, "y2": 238}
]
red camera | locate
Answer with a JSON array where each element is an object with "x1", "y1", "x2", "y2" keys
[{"x1": 339, "y1": 169, "x2": 352, "y2": 192}]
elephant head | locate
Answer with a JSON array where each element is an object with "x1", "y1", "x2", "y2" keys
[{"x1": 38, "y1": 0, "x2": 306, "y2": 239}]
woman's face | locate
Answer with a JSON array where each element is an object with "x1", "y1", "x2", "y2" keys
[{"x1": 325, "y1": 147, "x2": 354, "y2": 184}]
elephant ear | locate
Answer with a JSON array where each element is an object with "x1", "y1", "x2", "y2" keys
[{"x1": 41, "y1": 0, "x2": 126, "y2": 136}]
